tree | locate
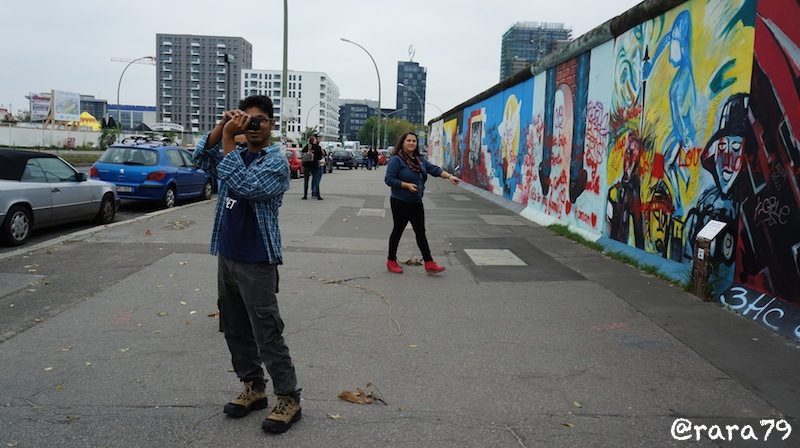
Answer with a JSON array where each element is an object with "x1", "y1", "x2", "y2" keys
[
  {"x1": 14, "y1": 109, "x2": 30, "y2": 122},
  {"x1": 356, "y1": 116, "x2": 417, "y2": 148},
  {"x1": 300, "y1": 126, "x2": 318, "y2": 145}
]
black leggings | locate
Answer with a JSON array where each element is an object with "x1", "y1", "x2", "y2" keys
[{"x1": 388, "y1": 197, "x2": 432, "y2": 262}]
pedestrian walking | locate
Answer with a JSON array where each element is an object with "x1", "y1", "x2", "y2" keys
[
  {"x1": 384, "y1": 132, "x2": 459, "y2": 274},
  {"x1": 368, "y1": 147, "x2": 379, "y2": 170},
  {"x1": 193, "y1": 95, "x2": 302, "y2": 435},
  {"x1": 301, "y1": 135, "x2": 323, "y2": 200}
]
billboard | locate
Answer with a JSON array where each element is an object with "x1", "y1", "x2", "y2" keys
[
  {"x1": 53, "y1": 90, "x2": 80, "y2": 122},
  {"x1": 30, "y1": 95, "x2": 50, "y2": 121}
]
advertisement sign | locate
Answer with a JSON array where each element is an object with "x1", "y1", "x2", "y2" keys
[
  {"x1": 30, "y1": 95, "x2": 51, "y2": 121},
  {"x1": 53, "y1": 90, "x2": 80, "y2": 122}
]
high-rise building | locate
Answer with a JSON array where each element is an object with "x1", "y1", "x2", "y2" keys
[
  {"x1": 242, "y1": 69, "x2": 340, "y2": 142},
  {"x1": 500, "y1": 22, "x2": 572, "y2": 80},
  {"x1": 339, "y1": 99, "x2": 378, "y2": 142},
  {"x1": 395, "y1": 61, "x2": 427, "y2": 125},
  {"x1": 156, "y1": 34, "x2": 252, "y2": 133}
]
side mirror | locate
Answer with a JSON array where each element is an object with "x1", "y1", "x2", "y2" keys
[{"x1": 76, "y1": 172, "x2": 87, "y2": 181}]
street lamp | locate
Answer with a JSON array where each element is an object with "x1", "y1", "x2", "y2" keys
[
  {"x1": 224, "y1": 53, "x2": 236, "y2": 110},
  {"x1": 116, "y1": 56, "x2": 154, "y2": 129},
  {"x1": 377, "y1": 107, "x2": 407, "y2": 148},
  {"x1": 397, "y1": 82, "x2": 423, "y2": 124},
  {"x1": 341, "y1": 38, "x2": 381, "y2": 149},
  {"x1": 304, "y1": 102, "x2": 321, "y2": 131},
  {"x1": 281, "y1": 0, "x2": 289, "y2": 142},
  {"x1": 427, "y1": 102, "x2": 444, "y2": 117}
]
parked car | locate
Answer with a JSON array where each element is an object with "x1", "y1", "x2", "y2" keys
[
  {"x1": 379, "y1": 150, "x2": 391, "y2": 165},
  {"x1": 331, "y1": 150, "x2": 358, "y2": 169},
  {"x1": 286, "y1": 148, "x2": 304, "y2": 179},
  {"x1": 0, "y1": 149, "x2": 119, "y2": 247},
  {"x1": 322, "y1": 149, "x2": 333, "y2": 173},
  {"x1": 90, "y1": 142, "x2": 213, "y2": 209}
]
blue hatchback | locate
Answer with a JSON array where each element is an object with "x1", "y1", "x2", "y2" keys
[{"x1": 91, "y1": 142, "x2": 213, "y2": 208}]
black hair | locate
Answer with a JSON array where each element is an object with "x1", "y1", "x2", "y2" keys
[
  {"x1": 393, "y1": 132, "x2": 419, "y2": 156},
  {"x1": 239, "y1": 95, "x2": 274, "y2": 119}
]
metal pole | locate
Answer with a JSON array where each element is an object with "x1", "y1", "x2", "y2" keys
[
  {"x1": 341, "y1": 38, "x2": 381, "y2": 148},
  {"x1": 398, "y1": 83, "x2": 424, "y2": 124},
  {"x1": 281, "y1": 0, "x2": 288, "y2": 142},
  {"x1": 116, "y1": 56, "x2": 153, "y2": 129}
]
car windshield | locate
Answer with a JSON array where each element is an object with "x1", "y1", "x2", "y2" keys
[
  {"x1": 98, "y1": 147, "x2": 158, "y2": 166},
  {"x1": 333, "y1": 151, "x2": 350, "y2": 157}
]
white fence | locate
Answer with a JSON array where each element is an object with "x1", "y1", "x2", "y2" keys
[{"x1": 0, "y1": 124, "x2": 101, "y2": 148}]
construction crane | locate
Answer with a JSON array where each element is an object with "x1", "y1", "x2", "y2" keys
[{"x1": 111, "y1": 57, "x2": 156, "y2": 65}]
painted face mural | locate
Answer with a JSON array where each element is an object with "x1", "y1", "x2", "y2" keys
[{"x1": 498, "y1": 95, "x2": 521, "y2": 181}]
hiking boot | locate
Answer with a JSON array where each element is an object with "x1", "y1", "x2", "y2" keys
[
  {"x1": 262, "y1": 394, "x2": 302, "y2": 434},
  {"x1": 387, "y1": 260, "x2": 403, "y2": 274},
  {"x1": 223, "y1": 381, "x2": 268, "y2": 418},
  {"x1": 424, "y1": 261, "x2": 446, "y2": 275}
]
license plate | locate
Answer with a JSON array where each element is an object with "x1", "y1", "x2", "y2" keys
[
  {"x1": 335, "y1": 162, "x2": 344, "y2": 166},
  {"x1": 117, "y1": 186, "x2": 133, "y2": 193}
]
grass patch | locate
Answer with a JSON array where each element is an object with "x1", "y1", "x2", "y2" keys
[
  {"x1": 546, "y1": 224, "x2": 688, "y2": 290},
  {"x1": 61, "y1": 154, "x2": 100, "y2": 166}
]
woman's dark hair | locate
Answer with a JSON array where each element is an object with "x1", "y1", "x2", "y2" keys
[
  {"x1": 393, "y1": 132, "x2": 419, "y2": 156},
  {"x1": 239, "y1": 95, "x2": 274, "y2": 119}
]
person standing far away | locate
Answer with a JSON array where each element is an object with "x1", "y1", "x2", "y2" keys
[
  {"x1": 384, "y1": 132, "x2": 460, "y2": 274},
  {"x1": 193, "y1": 95, "x2": 302, "y2": 435},
  {"x1": 368, "y1": 146, "x2": 380, "y2": 170},
  {"x1": 313, "y1": 135, "x2": 326, "y2": 198},
  {"x1": 301, "y1": 135, "x2": 323, "y2": 200}
]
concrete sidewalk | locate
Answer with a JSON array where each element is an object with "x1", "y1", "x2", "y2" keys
[{"x1": 1, "y1": 168, "x2": 798, "y2": 447}]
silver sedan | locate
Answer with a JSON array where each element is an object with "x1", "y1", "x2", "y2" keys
[{"x1": 0, "y1": 149, "x2": 119, "y2": 246}]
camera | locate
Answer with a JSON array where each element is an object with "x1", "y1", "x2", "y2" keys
[{"x1": 246, "y1": 116, "x2": 264, "y2": 131}]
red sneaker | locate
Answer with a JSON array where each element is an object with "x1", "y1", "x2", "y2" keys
[
  {"x1": 387, "y1": 260, "x2": 403, "y2": 274},
  {"x1": 424, "y1": 261, "x2": 446, "y2": 275}
]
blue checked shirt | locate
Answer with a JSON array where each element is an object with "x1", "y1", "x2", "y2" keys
[{"x1": 193, "y1": 133, "x2": 290, "y2": 265}]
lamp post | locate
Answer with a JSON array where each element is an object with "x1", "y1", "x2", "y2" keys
[
  {"x1": 427, "y1": 102, "x2": 444, "y2": 117},
  {"x1": 397, "y1": 82, "x2": 424, "y2": 124},
  {"x1": 224, "y1": 53, "x2": 235, "y2": 110},
  {"x1": 281, "y1": 0, "x2": 289, "y2": 143},
  {"x1": 304, "y1": 102, "x2": 321, "y2": 131},
  {"x1": 341, "y1": 38, "x2": 381, "y2": 149},
  {"x1": 377, "y1": 107, "x2": 407, "y2": 148},
  {"x1": 116, "y1": 56, "x2": 154, "y2": 129}
]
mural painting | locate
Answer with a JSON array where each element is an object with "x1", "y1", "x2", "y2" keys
[
  {"x1": 459, "y1": 80, "x2": 534, "y2": 202},
  {"x1": 427, "y1": 115, "x2": 462, "y2": 176},
  {"x1": 735, "y1": 0, "x2": 800, "y2": 305},
  {"x1": 607, "y1": 0, "x2": 756, "y2": 269}
]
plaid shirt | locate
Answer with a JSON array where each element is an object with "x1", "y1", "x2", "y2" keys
[{"x1": 193, "y1": 133, "x2": 290, "y2": 264}]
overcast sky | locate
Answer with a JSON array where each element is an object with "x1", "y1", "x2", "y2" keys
[{"x1": 1, "y1": 0, "x2": 642, "y2": 123}]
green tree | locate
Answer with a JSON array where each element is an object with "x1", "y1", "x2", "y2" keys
[
  {"x1": 14, "y1": 109, "x2": 30, "y2": 122},
  {"x1": 357, "y1": 116, "x2": 418, "y2": 149},
  {"x1": 300, "y1": 126, "x2": 318, "y2": 145}
]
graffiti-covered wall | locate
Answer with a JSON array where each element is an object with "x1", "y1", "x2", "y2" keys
[{"x1": 427, "y1": 0, "x2": 800, "y2": 338}]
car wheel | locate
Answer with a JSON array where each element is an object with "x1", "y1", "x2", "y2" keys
[
  {"x1": 94, "y1": 193, "x2": 116, "y2": 224},
  {"x1": 1, "y1": 205, "x2": 32, "y2": 247},
  {"x1": 201, "y1": 180, "x2": 213, "y2": 200},
  {"x1": 163, "y1": 186, "x2": 177, "y2": 208},
  {"x1": 291, "y1": 169, "x2": 298, "y2": 179}
]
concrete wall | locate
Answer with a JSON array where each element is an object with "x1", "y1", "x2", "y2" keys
[{"x1": 427, "y1": 0, "x2": 800, "y2": 339}]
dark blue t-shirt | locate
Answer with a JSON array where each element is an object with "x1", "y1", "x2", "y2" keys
[{"x1": 218, "y1": 150, "x2": 268, "y2": 262}]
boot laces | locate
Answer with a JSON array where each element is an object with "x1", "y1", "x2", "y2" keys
[
  {"x1": 237, "y1": 383, "x2": 254, "y2": 400},
  {"x1": 272, "y1": 396, "x2": 293, "y2": 416}
]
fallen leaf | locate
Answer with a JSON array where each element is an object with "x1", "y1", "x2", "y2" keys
[
  {"x1": 179, "y1": 261, "x2": 188, "y2": 265},
  {"x1": 152, "y1": 330, "x2": 162, "y2": 334},
  {"x1": 180, "y1": 301, "x2": 187, "y2": 305},
  {"x1": 55, "y1": 385, "x2": 63, "y2": 390},
  {"x1": 84, "y1": 362, "x2": 92, "y2": 367},
  {"x1": 57, "y1": 414, "x2": 80, "y2": 424},
  {"x1": 408, "y1": 344, "x2": 418, "y2": 348},
  {"x1": 227, "y1": 368, "x2": 235, "y2": 372},
  {"x1": 185, "y1": 320, "x2": 191, "y2": 325},
  {"x1": 562, "y1": 423, "x2": 575, "y2": 427},
  {"x1": 194, "y1": 288, "x2": 201, "y2": 292},
  {"x1": 145, "y1": 230, "x2": 152, "y2": 237},
  {"x1": 326, "y1": 413, "x2": 342, "y2": 420},
  {"x1": 61, "y1": 345, "x2": 73, "y2": 352},
  {"x1": 7, "y1": 442, "x2": 19, "y2": 447},
  {"x1": 208, "y1": 311, "x2": 220, "y2": 320},
  {"x1": 42, "y1": 280, "x2": 50, "y2": 285},
  {"x1": 33, "y1": 318, "x2": 43, "y2": 323},
  {"x1": 342, "y1": 218, "x2": 348, "y2": 222},
  {"x1": 157, "y1": 284, "x2": 164, "y2": 288},
  {"x1": 189, "y1": 310, "x2": 197, "y2": 315},
  {"x1": 573, "y1": 401, "x2": 582, "y2": 408},
  {"x1": 120, "y1": 348, "x2": 130, "y2": 352},
  {"x1": 44, "y1": 367, "x2": 54, "y2": 371},
  {"x1": 157, "y1": 311, "x2": 168, "y2": 316}
]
